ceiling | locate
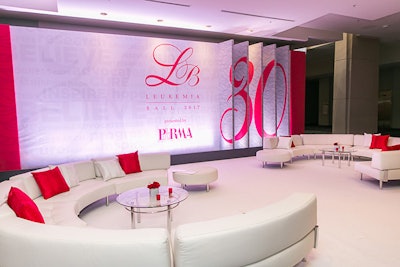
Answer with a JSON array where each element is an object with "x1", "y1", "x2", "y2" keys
[{"x1": 1, "y1": 0, "x2": 400, "y2": 48}]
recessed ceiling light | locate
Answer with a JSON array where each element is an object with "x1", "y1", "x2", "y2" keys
[{"x1": 382, "y1": 24, "x2": 389, "y2": 28}]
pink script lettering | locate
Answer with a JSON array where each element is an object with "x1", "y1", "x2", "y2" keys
[{"x1": 145, "y1": 44, "x2": 200, "y2": 87}]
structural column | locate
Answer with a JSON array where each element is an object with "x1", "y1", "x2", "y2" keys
[{"x1": 333, "y1": 33, "x2": 379, "y2": 133}]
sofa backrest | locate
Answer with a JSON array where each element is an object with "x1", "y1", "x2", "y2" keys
[
  {"x1": 371, "y1": 150, "x2": 400, "y2": 170},
  {"x1": 139, "y1": 152, "x2": 171, "y2": 171},
  {"x1": 0, "y1": 217, "x2": 172, "y2": 267},
  {"x1": 387, "y1": 136, "x2": 400, "y2": 146},
  {"x1": 173, "y1": 193, "x2": 317, "y2": 267},
  {"x1": 353, "y1": 134, "x2": 365, "y2": 146},
  {"x1": 9, "y1": 167, "x2": 49, "y2": 200},
  {"x1": 263, "y1": 137, "x2": 279, "y2": 149},
  {"x1": 301, "y1": 134, "x2": 354, "y2": 146},
  {"x1": 0, "y1": 179, "x2": 25, "y2": 208}
]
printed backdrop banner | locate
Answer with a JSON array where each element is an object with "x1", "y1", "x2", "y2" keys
[
  {"x1": 232, "y1": 41, "x2": 250, "y2": 149},
  {"x1": 248, "y1": 43, "x2": 263, "y2": 147},
  {"x1": 218, "y1": 40, "x2": 234, "y2": 150},
  {"x1": 261, "y1": 44, "x2": 277, "y2": 136},
  {"x1": 0, "y1": 24, "x2": 305, "y2": 171},
  {"x1": 276, "y1": 46, "x2": 290, "y2": 136},
  {"x1": 10, "y1": 26, "x2": 223, "y2": 168}
]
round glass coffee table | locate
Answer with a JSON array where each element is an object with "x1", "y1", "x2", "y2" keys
[
  {"x1": 320, "y1": 147, "x2": 356, "y2": 168},
  {"x1": 116, "y1": 186, "x2": 188, "y2": 232}
]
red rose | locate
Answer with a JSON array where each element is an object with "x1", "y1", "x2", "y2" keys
[{"x1": 147, "y1": 181, "x2": 160, "y2": 189}]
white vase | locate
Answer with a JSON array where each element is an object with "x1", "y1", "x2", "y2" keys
[{"x1": 149, "y1": 188, "x2": 159, "y2": 199}]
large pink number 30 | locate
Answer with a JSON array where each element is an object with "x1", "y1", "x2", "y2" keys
[
  {"x1": 220, "y1": 58, "x2": 288, "y2": 143},
  {"x1": 220, "y1": 57, "x2": 254, "y2": 144}
]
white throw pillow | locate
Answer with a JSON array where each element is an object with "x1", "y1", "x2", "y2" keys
[
  {"x1": 363, "y1": 133, "x2": 380, "y2": 147},
  {"x1": 263, "y1": 137, "x2": 278, "y2": 149},
  {"x1": 277, "y1": 136, "x2": 293, "y2": 149},
  {"x1": 50, "y1": 164, "x2": 80, "y2": 187},
  {"x1": 92, "y1": 157, "x2": 116, "y2": 177},
  {"x1": 94, "y1": 159, "x2": 126, "y2": 181}
]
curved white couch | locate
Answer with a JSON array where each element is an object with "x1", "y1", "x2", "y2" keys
[
  {"x1": 0, "y1": 152, "x2": 318, "y2": 267},
  {"x1": 0, "y1": 152, "x2": 172, "y2": 267},
  {"x1": 173, "y1": 193, "x2": 318, "y2": 267},
  {"x1": 0, "y1": 218, "x2": 170, "y2": 267}
]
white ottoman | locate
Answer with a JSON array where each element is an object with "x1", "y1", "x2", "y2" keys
[
  {"x1": 172, "y1": 166, "x2": 218, "y2": 192},
  {"x1": 256, "y1": 149, "x2": 292, "y2": 168}
]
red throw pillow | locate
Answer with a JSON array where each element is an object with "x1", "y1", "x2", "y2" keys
[
  {"x1": 32, "y1": 167, "x2": 70, "y2": 199},
  {"x1": 117, "y1": 151, "x2": 142, "y2": 174},
  {"x1": 370, "y1": 135, "x2": 389, "y2": 149},
  {"x1": 7, "y1": 187, "x2": 45, "y2": 223}
]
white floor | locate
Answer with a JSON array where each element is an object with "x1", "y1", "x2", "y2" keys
[{"x1": 80, "y1": 156, "x2": 400, "y2": 267}]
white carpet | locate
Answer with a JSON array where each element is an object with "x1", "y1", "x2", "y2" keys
[{"x1": 79, "y1": 156, "x2": 400, "y2": 266}]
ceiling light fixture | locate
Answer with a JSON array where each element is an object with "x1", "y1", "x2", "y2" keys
[
  {"x1": 145, "y1": 0, "x2": 190, "y2": 8},
  {"x1": 221, "y1": 9, "x2": 294, "y2": 22}
]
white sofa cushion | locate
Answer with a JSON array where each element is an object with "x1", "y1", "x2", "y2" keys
[
  {"x1": 363, "y1": 133, "x2": 380, "y2": 147},
  {"x1": 139, "y1": 152, "x2": 171, "y2": 171},
  {"x1": 353, "y1": 134, "x2": 364, "y2": 146},
  {"x1": 94, "y1": 159, "x2": 125, "y2": 181},
  {"x1": 277, "y1": 136, "x2": 292, "y2": 149},
  {"x1": 50, "y1": 164, "x2": 79, "y2": 187},
  {"x1": 70, "y1": 160, "x2": 97, "y2": 182},
  {"x1": 92, "y1": 157, "x2": 116, "y2": 177},
  {"x1": 301, "y1": 134, "x2": 354, "y2": 146},
  {"x1": 291, "y1": 135, "x2": 303, "y2": 146},
  {"x1": 387, "y1": 136, "x2": 400, "y2": 146},
  {"x1": 9, "y1": 167, "x2": 49, "y2": 199},
  {"x1": 263, "y1": 137, "x2": 279, "y2": 149},
  {"x1": 0, "y1": 179, "x2": 25, "y2": 206}
]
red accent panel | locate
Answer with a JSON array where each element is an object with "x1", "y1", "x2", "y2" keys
[
  {"x1": 0, "y1": 24, "x2": 21, "y2": 171},
  {"x1": 290, "y1": 51, "x2": 306, "y2": 135}
]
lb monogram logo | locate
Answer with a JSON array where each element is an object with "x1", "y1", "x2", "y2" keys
[{"x1": 145, "y1": 44, "x2": 200, "y2": 87}]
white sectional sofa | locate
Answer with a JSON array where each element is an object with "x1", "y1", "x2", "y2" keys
[
  {"x1": 354, "y1": 150, "x2": 400, "y2": 189},
  {"x1": 257, "y1": 133, "x2": 400, "y2": 188},
  {"x1": 174, "y1": 193, "x2": 318, "y2": 267},
  {"x1": 0, "y1": 152, "x2": 172, "y2": 267},
  {"x1": 0, "y1": 151, "x2": 319, "y2": 267},
  {"x1": 260, "y1": 133, "x2": 400, "y2": 161}
]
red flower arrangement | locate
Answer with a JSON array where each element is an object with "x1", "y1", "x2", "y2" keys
[{"x1": 147, "y1": 181, "x2": 160, "y2": 189}]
